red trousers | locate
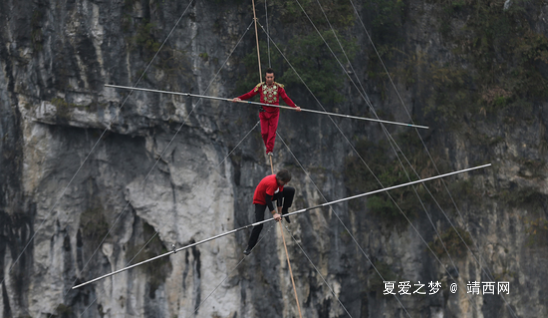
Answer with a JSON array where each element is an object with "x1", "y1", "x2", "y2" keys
[{"x1": 259, "y1": 111, "x2": 280, "y2": 153}]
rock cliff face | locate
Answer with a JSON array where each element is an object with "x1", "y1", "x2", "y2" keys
[{"x1": 1, "y1": 0, "x2": 548, "y2": 317}]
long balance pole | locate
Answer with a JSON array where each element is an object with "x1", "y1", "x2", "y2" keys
[
  {"x1": 104, "y1": 84, "x2": 429, "y2": 129},
  {"x1": 72, "y1": 163, "x2": 490, "y2": 290}
]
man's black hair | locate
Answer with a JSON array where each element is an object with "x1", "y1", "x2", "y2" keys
[
  {"x1": 276, "y1": 169, "x2": 292, "y2": 182},
  {"x1": 265, "y1": 68, "x2": 275, "y2": 76}
]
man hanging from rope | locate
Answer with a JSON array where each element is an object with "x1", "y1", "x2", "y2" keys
[
  {"x1": 244, "y1": 169, "x2": 295, "y2": 255},
  {"x1": 233, "y1": 68, "x2": 301, "y2": 156}
]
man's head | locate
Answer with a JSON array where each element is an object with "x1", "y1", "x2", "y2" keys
[
  {"x1": 265, "y1": 68, "x2": 275, "y2": 85},
  {"x1": 276, "y1": 169, "x2": 292, "y2": 186}
]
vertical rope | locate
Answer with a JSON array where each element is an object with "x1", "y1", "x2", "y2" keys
[
  {"x1": 252, "y1": 0, "x2": 263, "y2": 82},
  {"x1": 265, "y1": 0, "x2": 271, "y2": 67},
  {"x1": 270, "y1": 156, "x2": 302, "y2": 317},
  {"x1": 261, "y1": 1, "x2": 296, "y2": 308},
  {"x1": 282, "y1": 222, "x2": 353, "y2": 317},
  {"x1": 279, "y1": 221, "x2": 303, "y2": 318}
]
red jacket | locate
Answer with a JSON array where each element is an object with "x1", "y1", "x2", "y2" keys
[
  {"x1": 238, "y1": 82, "x2": 297, "y2": 113},
  {"x1": 253, "y1": 174, "x2": 283, "y2": 206}
]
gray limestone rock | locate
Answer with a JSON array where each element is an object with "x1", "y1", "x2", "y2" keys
[{"x1": 1, "y1": 0, "x2": 547, "y2": 317}]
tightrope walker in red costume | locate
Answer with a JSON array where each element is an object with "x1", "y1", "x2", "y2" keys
[{"x1": 233, "y1": 69, "x2": 301, "y2": 155}]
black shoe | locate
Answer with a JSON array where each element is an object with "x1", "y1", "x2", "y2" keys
[
  {"x1": 243, "y1": 248, "x2": 251, "y2": 255},
  {"x1": 282, "y1": 209, "x2": 290, "y2": 223}
]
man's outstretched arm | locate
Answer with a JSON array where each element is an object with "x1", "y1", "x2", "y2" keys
[
  {"x1": 279, "y1": 87, "x2": 301, "y2": 111},
  {"x1": 233, "y1": 84, "x2": 261, "y2": 102}
]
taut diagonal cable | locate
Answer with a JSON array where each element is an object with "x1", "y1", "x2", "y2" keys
[
  {"x1": 77, "y1": 119, "x2": 260, "y2": 317},
  {"x1": 278, "y1": 0, "x2": 487, "y2": 305},
  {"x1": 77, "y1": 230, "x2": 160, "y2": 317},
  {"x1": 73, "y1": 19, "x2": 254, "y2": 293},
  {"x1": 252, "y1": 0, "x2": 263, "y2": 82},
  {"x1": 282, "y1": 222, "x2": 353, "y2": 318},
  {"x1": 258, "y1": 20, "x2": 487, "y2": 306},
  {"x1": 341, "y1": 1, "x2": 517, "y2": 316},
  {"x1": 265, "y1": 0, "x2": 271, "y2": 67},
  {"x1": 276, "y1": 133, "x2": 412, "y2": 318},
  {"x1": 258, "y1": 26, "x2": 465, "y2": 290},
  {"x1": 191, "y1": 223, "x2": 274, "y2": 315},
  {"x1": 0, "y1": 0, "x2": 195, "y2": 289},
  {"x1": 41, "y1": 20, "x2": 256, "y2": 316},
  {"x1": 347, "y1": 0, "x2": 499, "y2": 281},
  {"x1": 302, "y1": 0, "x2": 461, "y2": 280}
]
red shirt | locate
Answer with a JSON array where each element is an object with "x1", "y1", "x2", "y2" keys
[
  {"x1": 238, "y1": 82, "x2": 297, "y2": 113},
  {"x1": 253, "y1": 175, "x2": 284, "y2": 205}
]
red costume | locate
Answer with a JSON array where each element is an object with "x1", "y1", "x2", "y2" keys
[
  {"x1": 237, "y1": 82, "x2": 297, "y2": 153},
  {"x1": 252, "y1": 174, "x2": 284, "y2": 206}
]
